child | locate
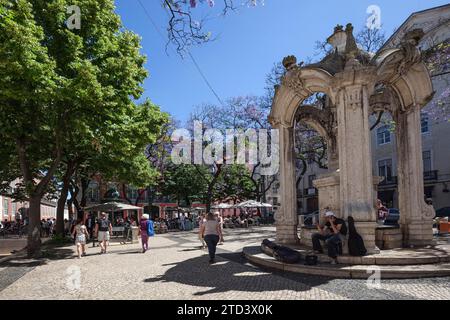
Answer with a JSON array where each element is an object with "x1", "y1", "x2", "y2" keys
[{"x1": 72, "y1": 218, "x2": 89, "y2": 258}]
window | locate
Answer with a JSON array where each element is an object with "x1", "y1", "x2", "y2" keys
[
  {"x1": 378, "y1": 159, "x2": 393, "y2": 181},
  {"x1": 87, "y1": 183, "x2": 99, "y2": 202},
  {"x1": 3, "y1": 199, "x2": 8, "y2": 217},
  {"x1": 308, "y1": 175, "x2": 316, "y2": 188},
  {"x1": 377, "y1": 125, "x2": 391, "y2": 145},
  {"x1": 11, "y1": 202, "x2": 16, "y2": 215},
  {"x1": 421, "y1": 113, "x2": 429, "y2": 134},
  {"x1": 127, "y1": 188, "x2": 138, "y2": 200},
  {"x1": 422, "y1": 151, "x2": 432, "y2": 172}
]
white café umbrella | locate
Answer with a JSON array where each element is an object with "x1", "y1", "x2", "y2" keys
[
  {"x1": 84, "y1": 202, "x2": 143, "y2": 224},
  {"x1": 234, "y1": 200, "x2": 272, "y2": 208},
  {"x1": 211, "y1": 203, "x2": 233, "y2": 209},
  {"x1": 84, "y1": 202, "x2": 143, "y2": 212}
]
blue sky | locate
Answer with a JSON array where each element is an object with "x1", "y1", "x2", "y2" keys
[{"x1": 115, "y1": 0, "x2": 449, "y2": 123}]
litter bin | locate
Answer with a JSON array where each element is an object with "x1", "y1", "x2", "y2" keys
[{"x1": 131, "y1": 226, "x2": 139, "y2": 243}]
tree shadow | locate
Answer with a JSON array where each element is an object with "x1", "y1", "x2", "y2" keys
[{"x1": 143, "y1": 254, "x2": 332, "y2": 296}]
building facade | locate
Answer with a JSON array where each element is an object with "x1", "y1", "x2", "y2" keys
[{"x1": 372, "y1": 4, "x2": 450, "y2": 211}]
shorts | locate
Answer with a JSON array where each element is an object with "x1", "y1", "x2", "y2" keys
[
  {"x1": 98, "y1": 231, "x2": 110, "y2": 242},
  {"x1": 76, "y1": 234, "x2": 86, "y2": 245}
]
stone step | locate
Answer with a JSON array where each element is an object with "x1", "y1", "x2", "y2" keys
[
  {"x1": 262, "y1": 240, "x2": 450, "y2": 265},
  {"x1": 244, "y1": 246, "x2": 450, "y2": 279}
]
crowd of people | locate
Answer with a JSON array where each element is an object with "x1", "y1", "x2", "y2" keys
[
  {"x1": 56, "y1": 209, "x2": 263, "y2": 261},
  {"x1": 223, "y1": 213, "x2": 261, "y2": 229},
  {"x1": 0, "y1": 217, "x2": 27, "y2": 237}
]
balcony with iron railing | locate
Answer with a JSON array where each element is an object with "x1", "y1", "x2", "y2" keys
[
  {"x1": 424, "y1": 170, "x2": 438, "y2": 181},
  {"x1": 378, "y1": 170, "x2": 439, "y2": 187},
  {"x1": 379, "y1": 176, "x2": 398, "y2": 186},
  {"x1": 303, "y1": 188, "x2": 318, "y2": 197}
]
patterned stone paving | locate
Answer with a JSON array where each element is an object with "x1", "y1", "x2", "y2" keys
[{"x1": 0, "y1": 227, "x2": 449, "y2": 300}]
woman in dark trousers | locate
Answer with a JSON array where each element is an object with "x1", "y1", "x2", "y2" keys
[{"x1": 200, "y1": 212, "x2": 221, "y2": 264}]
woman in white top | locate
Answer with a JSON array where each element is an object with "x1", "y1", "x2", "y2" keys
[
  {"x1": 199, "y1": 212, "x2": 221, "y2": 264},
  {"x1": 72, "y1": 218, "x2": 89, "y2": 258}
]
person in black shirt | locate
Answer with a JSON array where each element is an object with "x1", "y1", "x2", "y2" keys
[
  {"x1": 94, "y1": 212, "x2": 112, "y2": 254},
  {"x1": 312, "y1": 210, "x2": 347, "y2": 264}
]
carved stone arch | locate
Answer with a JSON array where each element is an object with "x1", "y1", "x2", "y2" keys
[
  {"x1": 374, "y1": 48, "x2": 434, "y2": 111},
  {"x1": 295, "y1": 105, "x2": 339, "y2": 171},
  {"x1": 269, "y1": 67, "x2": 336, "y2": 127}
]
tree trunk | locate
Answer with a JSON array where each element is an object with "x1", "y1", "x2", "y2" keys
[
  {"x1": 56, "y1": 163, "x2": 74, "y2": 236},
  {"x1": 27, "y1": 196, "x2": 42, "y2": 258},
  {"x1": 134, "y1": 189, "x2": 146, "y2": 206},
  {"x1": 78, "y1": 178, "x2": 89, "y2": 220},
  {"x1": 122, "y1": 183, "x2": 132, "y2": 204},
  {"x1": 56, "y1": 182, "x2": 69, "y2": 236}
]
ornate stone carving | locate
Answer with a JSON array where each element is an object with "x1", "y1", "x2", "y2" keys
[
  {"x1": 282, "y1": 55, "x2": 297, "y2": 70},
  {"x1": 344, "y1": 87, "x2": 362, "y2": 110},
  {"x1": 281, "y1": 68, "x2": 305, "y2": 92},
  {"x1": 422, "y1": 203, "x2": 436, "y2": 220},
  {"x1": 397, "y1": 29, "x2": 424, "y2": 75}
]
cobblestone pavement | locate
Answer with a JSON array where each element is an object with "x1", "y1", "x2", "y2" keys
[{"x1": 0, "y1": 227, "x2": 449, "y2": 300}]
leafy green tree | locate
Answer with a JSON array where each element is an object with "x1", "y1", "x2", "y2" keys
[
  {"x1": 0, "y1": 0, "x2": 61, "y2": 256},
  {"x1": 0, "y1": 0, "x2": 167, "y2": 255},
  {"x1": 161, "y1": 163, "x2": 207, "y2": 207}
]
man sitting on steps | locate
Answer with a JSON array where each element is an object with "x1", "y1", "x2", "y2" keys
[{"x1": 312, "y1": 210, "x2": 347, "y2": 264}]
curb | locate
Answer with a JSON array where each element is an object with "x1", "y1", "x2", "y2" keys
[{"x1": 243, "y1": 247, "x2": 450, "y2": 279}]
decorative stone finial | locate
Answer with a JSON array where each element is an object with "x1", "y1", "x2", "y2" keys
[
  {"x1": 327, "y1": 25, "x2": 347, "y2": 54},
  {"x1": 282, "y1": 55, "x2": 297, "y2": 70},
  {"x1": 345, "y1": 23, "x2": 358, "y2": 58},
  {"x1": 334, "y1": 24, "x2": 344, "y2": 33}
]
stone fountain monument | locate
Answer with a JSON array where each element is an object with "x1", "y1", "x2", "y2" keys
[{"x1": 269, "y1": 24, "x2": 436, "y2": 253}]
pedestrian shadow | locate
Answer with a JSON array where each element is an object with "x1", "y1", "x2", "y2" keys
[
  {"x1": 116, "y1": 251, "x2": 143, "y2": 255},
  {"x1": 143, "y1": 254, "x2": 332, "y2": 296},
  {"x1": 179, "y1": 248, "x2": 203, "y2": 252}
]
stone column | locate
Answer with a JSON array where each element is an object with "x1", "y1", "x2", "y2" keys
[
  {"x1": 275, "y1": 123, "x2": 300, "y2": 244},
  {"x1": 336, "y1": 83, "x2": 378, "y2": 253},
  {"x1": 313, "y1": 172, "x2": 341, "y2": 219},
  {"x1": 395, "y1": 107, "x2": 434, "y2": 247}
]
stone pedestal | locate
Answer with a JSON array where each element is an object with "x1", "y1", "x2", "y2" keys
[
  {"x1": 276, "y1": 224, "x2": 300, "y2": 244},
  {"x1": 355, "y1": 222, "x2": 380, "y2": 254},
  {"x1": 402, "y1": 221, "x2": 434, "y2": 247},
  {"x1": 376, "y1": 226, "x2": 403, "y2": 250},
  {"x1": 313, "y1": 172, "x2": 341, "y2": 220}
]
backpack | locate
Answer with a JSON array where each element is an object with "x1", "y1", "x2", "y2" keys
[
  {"x1": 147, "y1": 220, "x2": 155, "y2": 237},
  {"x1": 347, "y1": 216, "x2": 367, "y2": 256}
]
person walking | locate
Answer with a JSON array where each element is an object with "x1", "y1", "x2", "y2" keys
[
  {"x1": 72, "y1": 218, "x2": 89, "y2": 258},
  {"x1": 200, "y1": 212, "x2": 221, "y2": 264},
  {"x1": 179, "y1": 213, "x2": 186, "y2": 231},
  {"x1": 139, "y1": 214, "x2": 154, "y2": 253},
  {"x1": 198, "y1": 213, "x2": 207, "y2": 249},
  {"x1": 214, "y1": 211, "x2": 225, "y2": 245},
  {"x1": 94, "y1": 212, "x2": 112, "y2": 254},
  {"x1": 85, "y1": 213, "x2": 95, "y2": 240}
]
